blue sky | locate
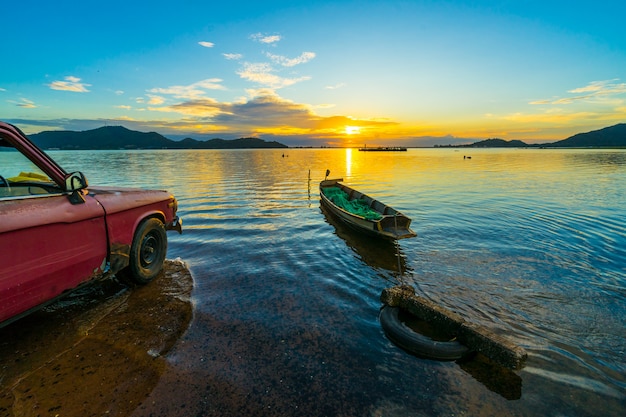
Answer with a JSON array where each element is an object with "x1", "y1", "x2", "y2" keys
[{"x1": 2, "y1": 0, "x2": 625, "y2": 146}]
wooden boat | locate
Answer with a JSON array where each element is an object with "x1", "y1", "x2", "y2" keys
[{"x1": 320, "y1": 175, "x2": 416, "y2": 240}]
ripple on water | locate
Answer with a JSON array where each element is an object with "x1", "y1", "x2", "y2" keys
[{"x1": 6, "y1": 148, "x2": 624, "y2": 416}]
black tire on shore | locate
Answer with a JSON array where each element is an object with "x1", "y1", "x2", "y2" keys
[{"x1": 380, "y1": 305, "x2": 471, "y2": 361}]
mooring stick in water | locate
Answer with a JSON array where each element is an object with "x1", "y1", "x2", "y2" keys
[{"x1": 394, "y1": 213, "x2": 404, "y2": 281}]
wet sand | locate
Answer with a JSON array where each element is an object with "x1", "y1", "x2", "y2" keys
[{"x1": 0, "y1": 259, "x2": 193, "y2": 417}]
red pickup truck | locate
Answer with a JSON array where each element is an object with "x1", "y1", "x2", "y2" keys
[{"x1": 0, "y1": 122, "x2": 182, "y2": 328}]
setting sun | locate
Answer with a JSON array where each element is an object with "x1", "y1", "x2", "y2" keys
[{"x1": 345, "y1": 126, "x2": 361, "y2": 135}]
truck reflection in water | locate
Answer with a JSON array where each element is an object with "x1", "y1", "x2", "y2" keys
[{"x1": 0, "y1": 260, "x2": 193, "y2": 416}]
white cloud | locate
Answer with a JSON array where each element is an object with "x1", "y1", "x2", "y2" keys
[
  {"x1": 13, "y1": 98, "x2": 37, "y2": 108},
  {"x1": 325, "y1": 83, "x2": 346, "y2": 90},
  {"x1": 532, "y1": 79, "x2": 626, "y2": 105},
  {"x1": 266, "y1": 52, "x2": 316, "y2": 67},
  {"x1": 48, "y1": 76, "x2": 91, "y2": 92},
  {"x1": 250, "y1": 33, "x2": 281, "y2": 44},
  {"x1": 115, "y1": 105, "x2": 132, "y2": 110},
  {"x1": 568, "y1": 79, "x2": 621, "y2": 94},
  {"x1": 529, "y1": 99, "x2": 552, "y2": 105},
  {"x1": 223, "y1": 53, "x2": 243, "y2": 60},
  {"x1": 148, "y1": 78, "x2": 226, "y2": 99},
  {"x1": 237, "y1": 63, "x2": 310, "y2": 89},
  {"x1": 146, "y1": 95, "x2": 166, "y2": 105},
  {"x1": 198, "y1": 41, "x2": 215, "y2": 48}
]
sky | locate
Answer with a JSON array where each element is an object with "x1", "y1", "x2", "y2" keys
[{"x1": 2, "y1": 0, "x2": 625, "y2": 147}]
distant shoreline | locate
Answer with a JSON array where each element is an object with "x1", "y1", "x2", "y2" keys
[
  {"x1": 26, "y1": 122, "x2": 626, "y2": 150},
  {"x1": 37, "y1": 146, "x2": 626, "y2": 151}
]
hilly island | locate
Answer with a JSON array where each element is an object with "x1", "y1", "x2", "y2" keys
[
  {"x1": 452, "y1": 123, "x2": 626, "y2": 148},
  {"x1": 27, "y1": 122, "x2": 626, "y2": 149},
  {"x1": 30, "y1": 126, "x2": 288, "y2": 150}
]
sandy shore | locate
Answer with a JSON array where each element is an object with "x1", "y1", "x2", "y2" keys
[{"x1": 0, "y1": 259, "x2": 193, "y2": 417}]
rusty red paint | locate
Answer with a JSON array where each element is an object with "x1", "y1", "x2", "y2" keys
[{"x1": 0, "y1": 122, "x2": 182, "y2": 327}]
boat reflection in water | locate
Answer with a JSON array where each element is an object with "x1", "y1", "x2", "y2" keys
[{"x1": 320, "y1": 203, "x2": 408, "y2": 275}]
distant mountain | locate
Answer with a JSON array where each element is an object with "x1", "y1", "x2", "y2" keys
[
  {"x1": 30, "y1": 126, "x2": 172, "y2": 149},
  {"x1": 546, "y1": 123, "x2": 626, "y2": 147},
  {"x1": 172, "y1": 136, "x2": 288, "y2": 149},
  {"x1": 465, "y1": 138, "x2": 528, "y2": 148},
  {"x1": 458, "y1": 123, "x2": 626, "y2": 148},
  {"x1": 29, "y1": 126, "x2": 288, "y2": 150}
]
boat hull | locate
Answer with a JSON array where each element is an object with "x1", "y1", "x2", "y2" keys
[{"x1": 319, "y1": 179, "x2": 416, "y2": 240}]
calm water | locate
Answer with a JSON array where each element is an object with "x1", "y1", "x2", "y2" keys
[{"x1": 49, "y1": 149, "x2": 626, "y2": 415}]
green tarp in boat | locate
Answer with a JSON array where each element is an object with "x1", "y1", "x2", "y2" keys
[{"x1": 322, "y1": 186, "x2": 382, "y2": 220}]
